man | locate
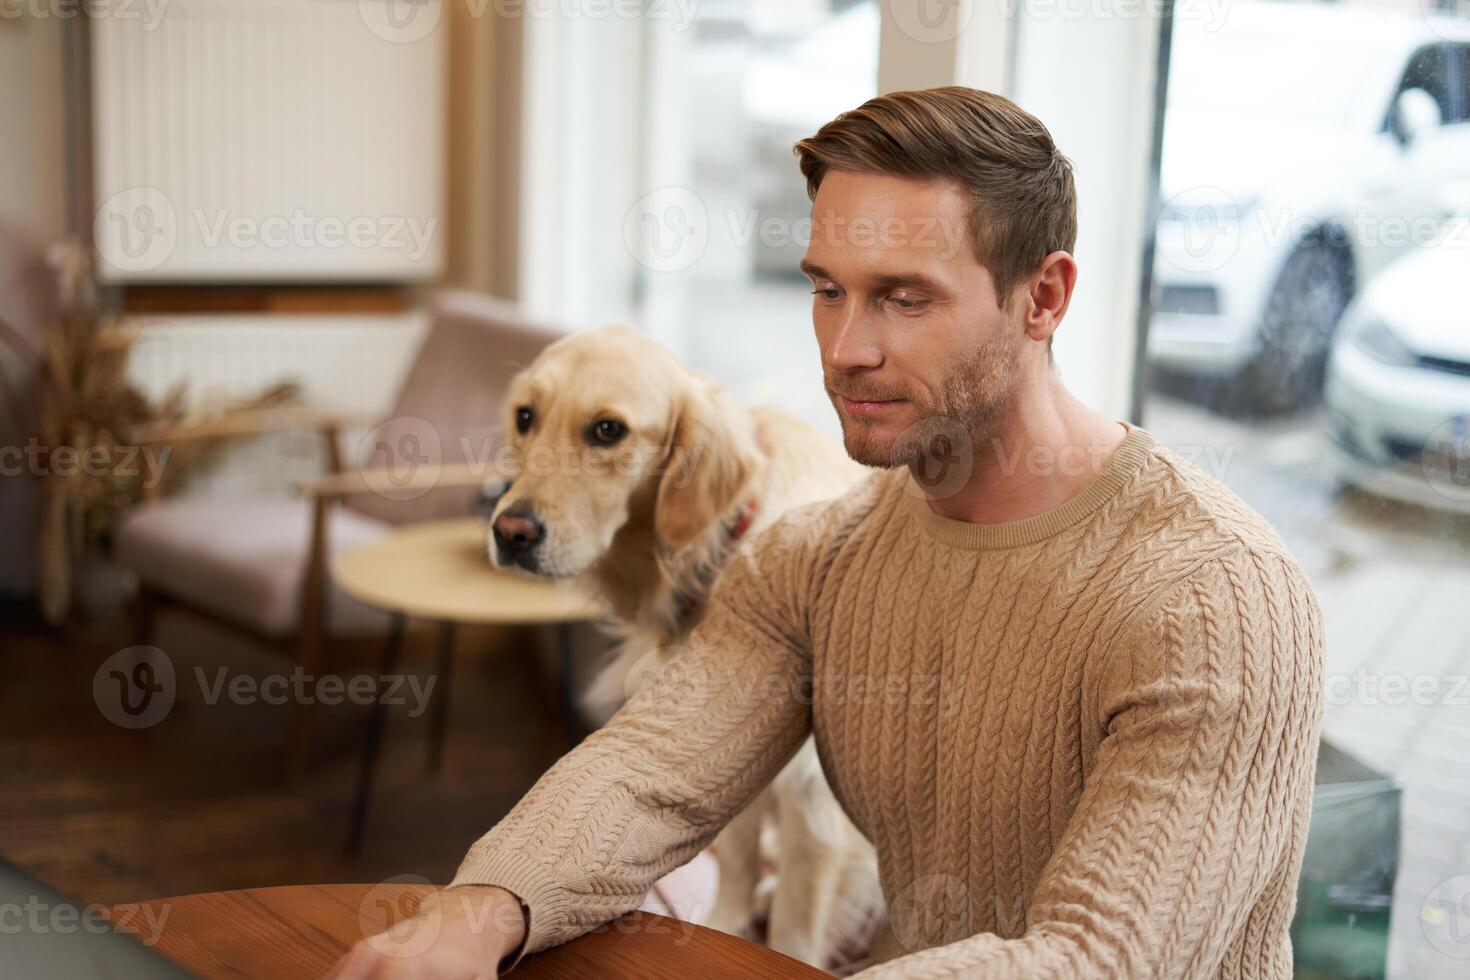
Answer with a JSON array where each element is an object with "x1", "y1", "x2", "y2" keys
[{"x1": 332, "y1": 87, "x2": 1323, "y2": 979}]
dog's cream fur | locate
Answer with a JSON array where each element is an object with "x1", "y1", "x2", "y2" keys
[{"x1": 487, "y1": 325, "x2": 881, "y2": 967}]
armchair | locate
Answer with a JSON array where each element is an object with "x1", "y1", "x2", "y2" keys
[{"x1": 115, "y1": 292, "x2": 566, "y2": 778}]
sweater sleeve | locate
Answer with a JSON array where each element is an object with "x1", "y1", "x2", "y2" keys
[
  {"x1": 854, "y1": 550, "x2": 1324, "y2": 980},
  {"x1": 448, "y1": 512, "x2": 824, "y2": 968}
]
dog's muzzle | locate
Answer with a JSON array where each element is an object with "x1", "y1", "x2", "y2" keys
[{"x1": 492, "y1": 508, "x2": 545, "y2": 571}]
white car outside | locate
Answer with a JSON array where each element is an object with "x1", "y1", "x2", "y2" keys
[
  {"x1": 1149, "y1": 1, "x2": 1470, "y2": 411},
  {"x1": 1325, "y1": 244, "x2": 1470, "y2": 511}
]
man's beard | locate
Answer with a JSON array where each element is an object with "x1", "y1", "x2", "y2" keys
[{"x1": 827, "y1": 333, "x2": 1021, "y2": 470}]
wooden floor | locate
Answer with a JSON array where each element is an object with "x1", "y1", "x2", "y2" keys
[{"x1": 0, "y1": 602, "x2": 567, "y2": 907}]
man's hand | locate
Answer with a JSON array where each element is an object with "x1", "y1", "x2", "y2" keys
[{"x1": 326, "y1": 885, "x2": 528, "y2": 979}]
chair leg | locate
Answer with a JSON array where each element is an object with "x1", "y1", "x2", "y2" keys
[
  {"x1": 288, "y1": 637, "x2": 319, "y2": 785},
  {"x1": 347, "y1": 612, "x2": 406, "y2": 857},
  {"x1": 133, "y1": 587, "x2": 156, "y2": 649},
  {"x1": 427, "y1": 620, "x2": 456, "y2": 774},
  {"x1": 288, "y1": 605, "x2": 326, "y2": 784},
  {"x1": 555, "y1": 622, "x2": 583, "y2": 748},
  {"x1": 290, "y1": 495, "x2": 331, "y2": 784},
  {"x1": 288, "y1": 603, "x2": 325, "y2": 783}
]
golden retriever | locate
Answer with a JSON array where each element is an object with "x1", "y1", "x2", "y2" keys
[{"x1": 485, "y1": 324, "x2": 881, "y2": 968}]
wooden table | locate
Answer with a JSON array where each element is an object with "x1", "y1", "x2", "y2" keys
[
  {"x1": 109, "y1": 884, "x2": 830, "y2": 979},
  {"x1": 333, "y1": 518, "x2": 604, "y2": 854}
]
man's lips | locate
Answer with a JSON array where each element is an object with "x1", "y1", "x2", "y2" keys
[{"x1": 837, "y1": 395, "x2": 906, "y2": 418}]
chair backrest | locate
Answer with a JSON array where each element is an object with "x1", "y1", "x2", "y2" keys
[{"x1": 345, "y1": 290, "x2": 566, "y2": 525}]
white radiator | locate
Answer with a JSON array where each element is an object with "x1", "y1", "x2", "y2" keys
[
  {"x1": 122, "y1": 310, "x2": 430, "y2": 496},
  {"x1": 91, "y1": 0, "x2": 446, "y2": 283}
]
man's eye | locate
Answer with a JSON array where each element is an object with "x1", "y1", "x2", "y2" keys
[
  {"x1": 587, "y1": 419, "x2": 628, "y2": 446},
  {"x1": 810, "y1": 284, "x2": 841, "y2": 301},
  {"x1": 887, "y1": 293, "x2": 926, "y2": 311},
  {"x1": 514, "y1": 406, "x2": 534, "y2": 435}
]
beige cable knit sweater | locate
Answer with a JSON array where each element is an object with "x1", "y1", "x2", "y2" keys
[{"x1": 451, "y1": 424, "x2": 1325, "y2": 978}]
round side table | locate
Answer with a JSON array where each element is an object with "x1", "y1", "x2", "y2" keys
[{"x1": 334, "y1": 518, "x2": 603, "y2": 854}]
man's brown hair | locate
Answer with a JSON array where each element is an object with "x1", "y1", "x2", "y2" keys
[{"x1": 794, "y1": 86, "x2": 1077, "y2": 304}]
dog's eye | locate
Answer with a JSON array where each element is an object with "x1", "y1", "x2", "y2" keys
[
  {"x1": 514, "y1": 406, "x2": 534, "y2": 435},
  {"x1": 587, "y1": 419, "x2": 628, "y2": 446}
]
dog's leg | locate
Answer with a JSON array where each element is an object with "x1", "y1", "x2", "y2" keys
[
  {"x1": 766, "y1": 785, "x2": 851, "y2": 967},
  {"x1": 704, "y1": 798, "x2": 765, "y2": 938}
]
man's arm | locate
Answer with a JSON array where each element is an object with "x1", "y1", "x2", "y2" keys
[
  {"x1": 856, "y1": 551, "x2": 1324, "y2": 979},
  {"x1": 448, "y1": 514, "x2": 823, "y2": 970}
]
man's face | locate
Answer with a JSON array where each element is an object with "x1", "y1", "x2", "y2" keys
[{"x1": 803, "y1": 171, "x2": 1024, "y2": 469}]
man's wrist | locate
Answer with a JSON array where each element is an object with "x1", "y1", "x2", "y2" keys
[{"x1": 442, "y1": 884, "x2": 528, "y2": 964}]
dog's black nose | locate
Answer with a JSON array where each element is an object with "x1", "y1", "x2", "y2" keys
[{"x1": 493, "y1": 511, "x2": 544, "y2": 555}]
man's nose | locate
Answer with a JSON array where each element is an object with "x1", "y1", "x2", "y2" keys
[
  {"x1": 824, "y1": 308, "x2": 883, "y2": 372},
  {"x1": 492, "y1": 511, "x2": 544, "y2": 554}
]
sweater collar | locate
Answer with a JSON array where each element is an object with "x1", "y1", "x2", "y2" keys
[{"x1": 902, "y1": 422, "x2": 1156, "y2": 550}]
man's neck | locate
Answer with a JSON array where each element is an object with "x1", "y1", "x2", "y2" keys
[{"x1": 913, "y1": 372, "x2": 1128, "y2": 525}]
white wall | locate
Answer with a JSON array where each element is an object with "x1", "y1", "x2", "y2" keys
[{"x1": 1010, "y1": 5, "x2": 1163, "y2": 420}]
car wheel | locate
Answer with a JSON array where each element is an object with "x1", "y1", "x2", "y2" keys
[{"x1": 1237, "y1": 235, "x2": 1353, "y2": 417}]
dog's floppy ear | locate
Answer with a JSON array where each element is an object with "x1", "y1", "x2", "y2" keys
[{"x1": 655, "y1": 379, "x2": 761, "y2": 549}]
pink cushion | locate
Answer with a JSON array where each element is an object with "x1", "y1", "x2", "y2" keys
[{"x1": 117, "y1": 496, "x2": 393, "y2": 638}]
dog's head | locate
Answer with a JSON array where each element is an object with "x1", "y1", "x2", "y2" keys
[{"x1": 488, "y1": 325, "x2": 761, "y2": 578}]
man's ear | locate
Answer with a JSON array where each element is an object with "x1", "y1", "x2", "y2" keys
[
  {"x1": 1022, "y1": 250, "x2": 1078, "y2": 345},
  {"x1": 655, "y1": 380, "x2": 762, "y2": 549}
]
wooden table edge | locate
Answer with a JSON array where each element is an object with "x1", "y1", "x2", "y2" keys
[{"x1": 105, "y1": 883, "x2": 834, "y2": 979}]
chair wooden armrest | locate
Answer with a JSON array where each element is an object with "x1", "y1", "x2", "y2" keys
[
  {"x1": 296, "y1": 461, "x2": 505, "y2": 500},
  {"x1": 127, "y1": 408, "x2": 378, "y2": 444}
]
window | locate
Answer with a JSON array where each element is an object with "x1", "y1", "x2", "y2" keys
[
  {"x1": 634, "y1": 0, "x2": 880, "y2": 437},
  {"x1": 1143, "y1": 3, "x2": 1470, "y2": 977}
]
